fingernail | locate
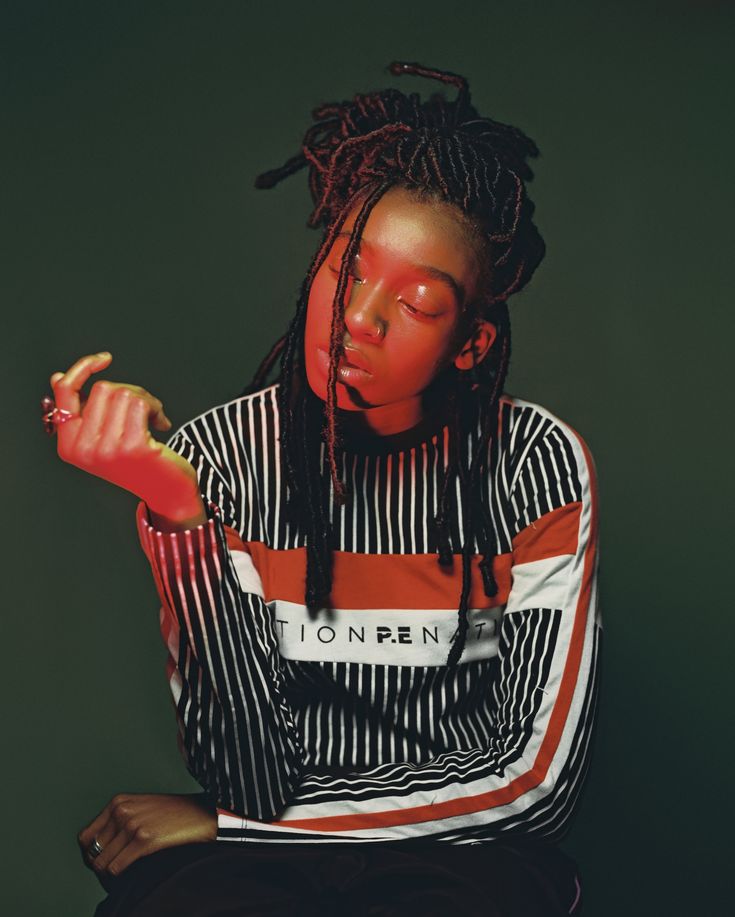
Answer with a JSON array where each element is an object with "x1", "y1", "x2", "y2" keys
[{"x1": 97, "y1": 351, "x2": 111, "y2": 359}]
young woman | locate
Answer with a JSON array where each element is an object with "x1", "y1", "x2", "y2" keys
[{"x1": 47, "y1": 62, "x2": 601, "y2": 916}]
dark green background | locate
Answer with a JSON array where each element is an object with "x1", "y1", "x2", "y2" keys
[{"x1": 3, "y1": 1, "x2": 733, "y2": 913}]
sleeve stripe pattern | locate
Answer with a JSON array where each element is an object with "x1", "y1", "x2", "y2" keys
[{"x1": 136, "y1": 499, "x2": 306, "y2": 822}]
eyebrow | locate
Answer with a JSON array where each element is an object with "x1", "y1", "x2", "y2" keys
[{"x1": 336, "y1": 232, "x2": 465, "y2": 303}]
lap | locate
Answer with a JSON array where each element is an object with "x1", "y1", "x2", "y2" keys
[{"x1": 93, "y1": 839, "x2": 582, "y2": 917}]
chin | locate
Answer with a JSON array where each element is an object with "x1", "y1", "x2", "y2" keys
[{"x1": 306, "y1": 375, "x2": 375, "y2": 411}]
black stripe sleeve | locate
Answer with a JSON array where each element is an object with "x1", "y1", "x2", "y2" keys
[{"x1": 135, "y1": 428, "x2": 306, "y2": 825}]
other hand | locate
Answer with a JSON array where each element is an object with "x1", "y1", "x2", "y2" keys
[{"x1": 78, "y1": 792, "x2": 217, "y2": 878}]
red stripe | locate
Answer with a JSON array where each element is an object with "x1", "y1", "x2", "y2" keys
[
  {"x1": 246, "y1": 543, "x2": 511, "y2": 609},
  {"x1": 224, "y1": 524, "x2": 248, "y2": 554},
  {"x1": 236, "y1": 503, "x2": 579, "y2": 612},
  {"x1": 512, "y1": 501, "x2": 581, "y2": 565}
]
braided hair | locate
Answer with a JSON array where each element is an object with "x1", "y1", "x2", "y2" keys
[{"x1": 243, "y1": 61, "x2": 545, "y2": 667}]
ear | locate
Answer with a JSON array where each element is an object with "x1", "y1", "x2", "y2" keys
[{"x1": 453, "y1": 319, "x2": 498, "y2": 371}]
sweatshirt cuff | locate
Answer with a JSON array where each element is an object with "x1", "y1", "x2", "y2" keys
[
  {"x1": 136, "y1": 498, "x2": 223, "y2": 554},
  {"x1": 135, "y1": 499, "x2": 231, "y2": 611},
  {"x1": 216, "y1": 809, "x2": 248, "y2": 843}
]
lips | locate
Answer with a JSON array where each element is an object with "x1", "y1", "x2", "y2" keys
[
  {"x1": 340, "y1": 347, "x2": 372, "y2": 372},
  {"x1": 317, "y1": 346, "x2": 372, "y2": 375}
]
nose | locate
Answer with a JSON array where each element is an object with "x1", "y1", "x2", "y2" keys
[{"x1": 343, "y1": 281, "x2": 386, "y2": 342}]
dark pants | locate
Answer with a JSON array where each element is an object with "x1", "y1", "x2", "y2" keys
[{"x1": 94, "y1": 840, "x2": 582, "y2": 917}]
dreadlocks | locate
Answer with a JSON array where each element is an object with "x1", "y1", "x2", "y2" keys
[{"x1": 242, "y1": 61, "x2": 545, "y2": 667}]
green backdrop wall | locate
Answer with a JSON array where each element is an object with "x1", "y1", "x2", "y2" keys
[{"x1": 3, "y1": 1, "x2": 732, "y2": 913}]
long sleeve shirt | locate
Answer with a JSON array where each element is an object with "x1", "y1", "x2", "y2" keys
[{"x1": 135, "y1": 382, "x2": 601, "y2": 845}]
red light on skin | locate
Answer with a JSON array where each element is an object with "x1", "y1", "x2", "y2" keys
[{"x1": 303, "y1": 186, "x2": 498, "y2": 438}]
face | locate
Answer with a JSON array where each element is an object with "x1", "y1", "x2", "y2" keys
[{"x1": 304, "y1": 185, "x2": 496, "y2": 435}]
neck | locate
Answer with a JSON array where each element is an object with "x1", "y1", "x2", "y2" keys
[
  {"x1": 307, "y1": 370, "x2": 459, "y2": 453},
  {"x1": 335, "y1": 397, "x2": 425, "y2": 438}
]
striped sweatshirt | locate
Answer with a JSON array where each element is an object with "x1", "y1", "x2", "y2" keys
[{"x1": 136, "y1": 382, "x2": 601, "y2": 845}]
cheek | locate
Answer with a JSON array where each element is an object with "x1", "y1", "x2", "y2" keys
[
  {"x1": 389, "y1": 323, "x2": 456, "y2": 380},
  {"x1": 304, "y1": 272, "x2": 335, "y2": 392},
  {"x1": 305, "y1": 272, "x2": 337, "y2": 342}
]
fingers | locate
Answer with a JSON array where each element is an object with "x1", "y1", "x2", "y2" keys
[
  {"x1": 118, "y1": 384, "x2": 171, "y2": 433},
  {"x1": 124, "y1": 394, "x2": 162, "y2": 455},
  {"x1": 150, "y1": 401, "x2": 173, "y2": 432},
  {"x1": 48, "y1": 353, "x2": 172, "y2": 434},
  {"x1": 78, "y1": 811, "x2": 112, "y2": 873},
  {"x1": 78, "y1": 795, "x2": 139, "y2": 877},
  {"x1": 78, "y1": 799, "x2": 112, "y2": 854},
  {"x1": 69, "y1": 379, "x2": 116, "y2": 459},
  {"x1": 51, "y1": 358, "x2": 173, "y2": 471},
  {"x1": 100, "y1": 388, "x2": 135, "y2": 456},
  {"x1": 78, "y1": 794, "x2": 157, "y2": 879},
  {"x1": 52, "y1": 352, "x2": 113, "y2": 415},
  {"x1": 84, "y1": 822, "x2": 129, "y2": 876},
  {"x1": 105, "y1": 832, "x2": 155, "y2": 878}
]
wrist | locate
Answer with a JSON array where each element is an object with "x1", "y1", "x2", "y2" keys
[{"x1": 147, "y1": 488, "x2": 207, "y2": 532}]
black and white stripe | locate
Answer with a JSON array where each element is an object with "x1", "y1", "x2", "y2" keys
[
  {"x1": 175, "y1": 385, "x2": 581, "y2": 557},
  {"x1": 138, "y1": 381, "x2": 599, "y2": 841}
]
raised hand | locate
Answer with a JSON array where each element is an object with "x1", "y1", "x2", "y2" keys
[{"x1": 50, "y1": 352, "x2": 206, "y2": 527}]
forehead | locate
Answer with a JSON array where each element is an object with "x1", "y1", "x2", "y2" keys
[{"x1": 338, "y1": 186, "x2": 481, "y2": 291}]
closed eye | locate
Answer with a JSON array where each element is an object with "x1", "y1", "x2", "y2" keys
[{"x1": 399, "y1": 298, "x2": 439, "y2": 319}]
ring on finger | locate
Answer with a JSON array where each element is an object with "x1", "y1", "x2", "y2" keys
[
  {"x1": 88, "y1": 837, "x2": 104, "y2": 859},
  {"x1": 41, "y1": 395, "x2": 78, "y2": 435}
]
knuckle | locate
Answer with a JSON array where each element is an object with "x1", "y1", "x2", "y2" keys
[
  {"x1": 133, "y1": 397, "x2": 152, "y2": 416},
  {"x1": 133, "y1": 825, "x2": 151, "y2": 843},
  {"x1": 112, "y1": 800, "x2": 131, "y2": 819},
  {"x1": 118, "y1": 441, "x2": 141, "y2": 461},
  {"x1": 74, "y1": 445, "x2": 94, "y2": 467},
  {"x1": 95, "y1": 448, "x2": 114, "y2": 465},
  {"x1": 96, "y1": 441, "x2": 118, "y2": 462}
]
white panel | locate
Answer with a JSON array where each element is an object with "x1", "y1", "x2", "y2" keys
[
  {"x1": 230, "y1": 549, "x2": 265, "y2": 598},
  {"x1": 268, "y1": 600, "x2": 503, "y2": 666}
]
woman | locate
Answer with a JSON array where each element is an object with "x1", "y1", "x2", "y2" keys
[{"x1": 46, "y1": 62, "x2": 600, "y2": 916}]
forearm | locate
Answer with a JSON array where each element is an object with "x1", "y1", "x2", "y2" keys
[
  {"x1": 213, "y1": 598, "x2": 601, "y2": 845},
  {"x1": 137, "y1": 500, "x2": 306, "y2": 821}
]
